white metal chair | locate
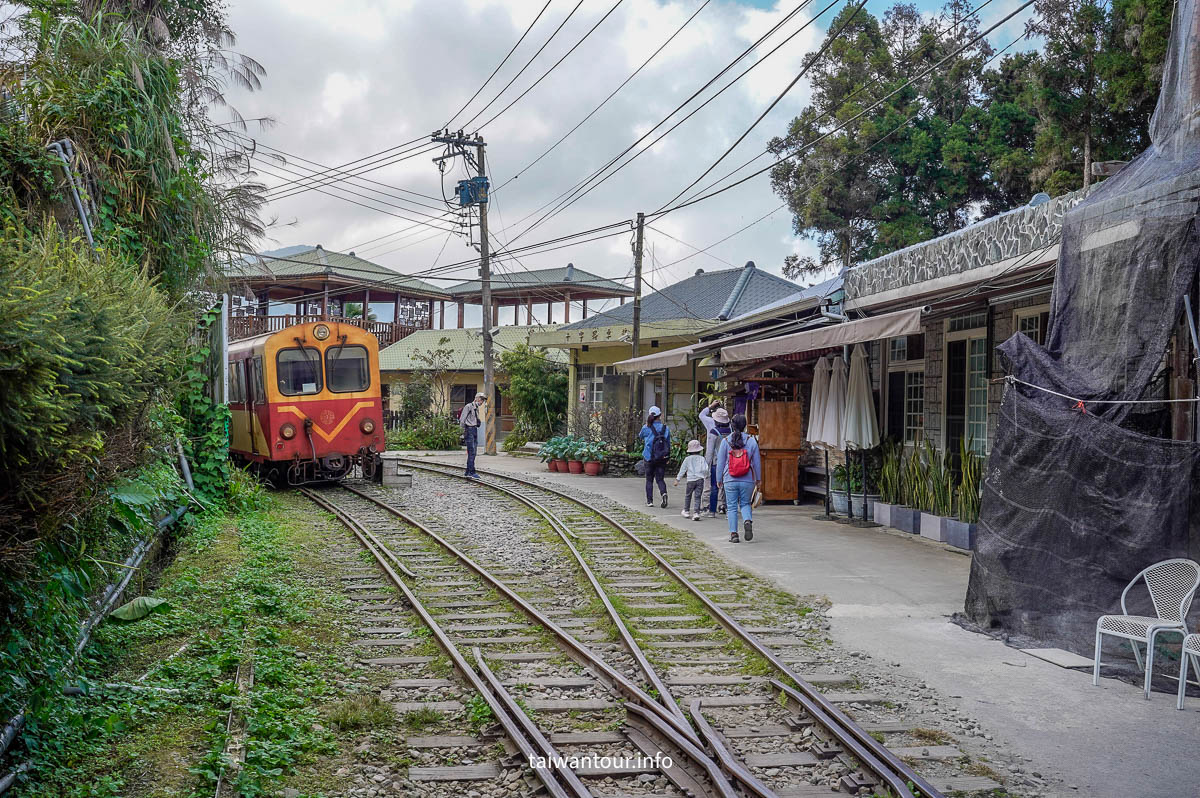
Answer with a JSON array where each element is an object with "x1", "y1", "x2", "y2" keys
[
  {"x1": 1092, "y1": 559, "x2": 1200, "y2": 699},
  {"x1": 1178, "y1": 634, "x2": 1200, "y2": 710}
]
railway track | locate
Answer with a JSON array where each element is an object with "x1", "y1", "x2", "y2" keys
[{"x1": 303, "y1": 460, "x2": 996, "y2": 796}]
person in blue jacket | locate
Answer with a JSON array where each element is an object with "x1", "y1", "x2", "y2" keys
[
  {"x1": 716, "y1": 413, "x2": 761, "y2": 543},
  {"x1": 639, "y1": 406, "x2": 671, "y2": 508}
]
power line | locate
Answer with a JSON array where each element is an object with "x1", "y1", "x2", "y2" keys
[
  {"x1": 670, "y1": 0, "x2": 1001, "y2": 205},
  {"x1": 265, "y1": 142, "x2": 443, "y2": 203},
  {"x1": 457, "y1": 0, "x2": 590, "y2": 130},
  {"x1": 491, "y1": 0, "x2": 821, "y2": 237},
  {"x1": 657, "y1": 0, "x2": 1036, "y2": 217},
  {"x1": 655, "y1": 0, "x2": 869, "y2": 212},
  {"x1": 237, "y1": 144, "x2": 459, "y2": 225},
  {"x1": 247, "y1": 160, "x2": 462, "y2": 232},
  {"x1": 443, "y1": 0, "x2": 556, "y2": 129},
  {"x1": 262, "y1": 139, "x2": 433, "y2": 198},
  {"x1": 502, "y1": 0, "x2": 711, "y2": 188},
  {"x1": 225, "y1": 130, "x2": 447, "y2": 208},
  {"x1": 474, "y1": 0, "x2": 628, "y2": 132},
  {"x1": 500, "y1": 0, "x2": 834, "y2": 244}
]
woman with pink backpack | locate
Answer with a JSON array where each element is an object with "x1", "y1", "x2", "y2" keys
[{"x1": 716, "y1": 413, "x2": 761, "y2": 543}]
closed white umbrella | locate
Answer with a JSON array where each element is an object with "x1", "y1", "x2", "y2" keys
[
  {"x1": 807, "y1": 356, "x2": 831, "y2": 449},
  {"x1": 842, "y1": 343, "x2": 880, "y2": 449},
  {"x1": 841, "y1": 343, "x2": 879, "y2": 522},
  {"x1": 819, "y1": 356, "x2": 847, "y2": 450}
]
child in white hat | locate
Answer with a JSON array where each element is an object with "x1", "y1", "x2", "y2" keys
[{"x1": 673, "y1": 439, "x2": 708, "y2": 520}]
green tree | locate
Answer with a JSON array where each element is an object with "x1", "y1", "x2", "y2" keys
[
  {"x1": 769, "y1": 3, "x2": 894, "y2": 277},
  {"x1": 498, "y1": 343, "x2": 567, "y2": 440},
  {"x1": 1026, "y1": 0, "x2": 1110, "y2": 193}
]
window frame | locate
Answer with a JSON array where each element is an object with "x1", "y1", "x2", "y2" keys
[
  {"x1": 886, "y1": 335, "x2": 926, "y2": 445},
  {"x1": 324, "y1": 344, "x2": 371, "y2": 393},
  {"x1": 943, "y1": 320, "x2": 989, "y2": 455},
  {"x1": 275, "y1": 346, "x2": 324, "y2": 396},
  {"x1": 1013, "y1": 303, "x2": 1052, "y2": 346}
]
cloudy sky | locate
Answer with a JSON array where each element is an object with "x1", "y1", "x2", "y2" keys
[{"x1": 223, "y1": 0, "x2": 1035, "y2": 324}]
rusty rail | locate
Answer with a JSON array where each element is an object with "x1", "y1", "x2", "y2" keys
[{"x1": 396, "y1": 457, "x2": 942, "y2": 798}]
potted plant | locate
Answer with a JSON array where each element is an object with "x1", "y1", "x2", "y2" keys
[
  {"x1": 919, "y1": 441, "x2": 954, "y2": 542},
  {"x1": 944, "y1": 440, "x2": 982, "y2": 549},
  {"x1": 873, "y1": 441, "x2": 902, "y2": 528},
  {"x1": 580, "y1": 441, "x2": 607, "y2": 476},
  {"x1": 566, "y1": 437, "x2": 585, "y2": 474},
  {"x1": 540, "y1": 437, "x2": 560, "y2": 471},
  {"x1": 549, "y1": 437, "x2": 570, "y2": 473},
  {"x1": 890, "y1": 447, "x2": 924, "y2": 534},
  {"x1": 830, "y1": 458, "x2": 879, "y2": 520}
]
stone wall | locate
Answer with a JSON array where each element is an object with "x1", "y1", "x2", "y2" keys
[{"x1": 845, "y1": 191, "x2": 1083, "y2": 300}]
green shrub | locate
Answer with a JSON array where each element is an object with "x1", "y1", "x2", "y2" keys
[
  {"x1": 498, "y1": 343, "x2": 567, "y2": 439},
  {"x1": 0, "y1": 220, "x2": 183, "y2": 565},
  {"x1": 386, "y1": 414, "x2": 462, "y2": 450}
]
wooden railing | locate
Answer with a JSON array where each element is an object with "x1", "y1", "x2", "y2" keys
[{"x1": 229, "y1": 314, "x2": 423, "y2": 347}]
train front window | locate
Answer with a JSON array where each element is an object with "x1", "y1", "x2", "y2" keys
[
  {"x1": 277, "y1": 347, "x2": 323, "y2": 395},
  {"x1": 326, "y1": 345, "x2": 370, "y2": 392}
]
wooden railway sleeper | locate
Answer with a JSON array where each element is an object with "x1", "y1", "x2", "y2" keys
[
  {"x1": 338, "y1": 483, "x2": 776, "y2": 798},
  {"x1": 395, "y1": 461, "x2": 943, "y2": 798},
  {"x1": 300, "y1": 490, "x2": 577, "y2": 798}
]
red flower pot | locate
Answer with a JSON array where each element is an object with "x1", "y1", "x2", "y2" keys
[
  {"x1": 547, "y1": 460, "x2": 558, "y2": 472},
  {"x1": 553, "y1": 459, "x2": 569, "y2": 472},
  {"x1": 583, "y1": 461, "x2": 603, "y2": 476},
  {"x1": 567, "y1": 460, "x2": 585, "y2": 474}
]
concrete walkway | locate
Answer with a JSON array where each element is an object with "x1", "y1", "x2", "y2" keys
[{"x1": 405, "y1": 451, "x2": 1199, "y2": 798}]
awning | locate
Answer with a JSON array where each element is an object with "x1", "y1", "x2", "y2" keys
[
  {"x1": 614, "y1": 343, "x2": 700, "y2": 373},
  {"x1": 720, "y1": 307, "x2": 923, "y2": 362}
]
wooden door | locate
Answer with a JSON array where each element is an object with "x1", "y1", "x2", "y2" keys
[
  {"x1": 762, "y1": 450, "x2": 799, "y2": 501},
  {"x1": 757, "y1": 402, "x2": 804, "y2": 449}
]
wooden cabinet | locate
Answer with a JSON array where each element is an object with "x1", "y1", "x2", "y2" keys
[
  {"x1": 762, "y1": 449, "x2": 800, "y2": 502},
  {"x1": 757, "y1": 402, "x2": 804, "y2": 448},
  {"x1": 756, "y1": 402, "x2": 804, "y2": 502}
]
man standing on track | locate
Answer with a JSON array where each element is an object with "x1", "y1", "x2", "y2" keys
[{"x1": 459, "y1": 392, "x2": 486, "y2": 479}]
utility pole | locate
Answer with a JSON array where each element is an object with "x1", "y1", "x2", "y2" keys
[
  {"x1": 476, "y1": 135, "x2": 496, "y2": 455},
  {"x1": 432, "y1": 129, "x2": 494, "y2": 454},
  {"x1": 630, "y1": 212, "x2": 644, "y2": 416}
]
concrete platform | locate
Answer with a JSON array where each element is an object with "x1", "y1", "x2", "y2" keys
[{"x1": 399, "y1": 450, "x2": 1200, "y2": 798}]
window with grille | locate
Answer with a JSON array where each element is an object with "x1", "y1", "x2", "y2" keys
[
  {"x1": 1016, "y1": 309, "x2": 1051, "y2": 346},
  {"x1": 948, "y1": 311, "x2": 988, "y2": 333}
]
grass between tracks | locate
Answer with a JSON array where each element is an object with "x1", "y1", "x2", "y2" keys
[{"x1": 12, "y1": 483, "x2": 354, "y2": 798}]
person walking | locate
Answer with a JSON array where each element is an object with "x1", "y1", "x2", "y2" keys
[
  {"x1": 702, "y1": 404, "x2": 732, "y2": 518},
  {"x1": 459, "y1": 392, "x2": 486, "y2": 478},
  {"x1": 716, "y1": 413, "x2": 761, "y2": 543},
  {"x1": 639, "y1": 406, "x2": 672, "y2": 508},
  {"x1": 673, "y1": 440, "x2": 708, "y2": 520}
]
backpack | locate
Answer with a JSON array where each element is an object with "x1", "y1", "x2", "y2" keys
[
  {"x1": 649, "y1": 423, "x2": 670, "y2": 463},
  {"x1": 727, "y1": 445, "x2": 751, "y2": 478}
]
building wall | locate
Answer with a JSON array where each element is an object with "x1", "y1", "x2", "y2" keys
[{"x1": 870, "y1": 291, "x2": 1052, "y2": 456}]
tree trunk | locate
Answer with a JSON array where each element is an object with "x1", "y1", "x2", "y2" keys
[{"x1": 1083, "y1": 127, "x2": 1092, "y2": 189}]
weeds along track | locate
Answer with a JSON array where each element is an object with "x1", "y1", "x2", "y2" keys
[
  {"x1": 388, "y1": 459, "x2": 993, "y2": 798},
  {"x1": 301, "y1": 485, "x2": 753, "y2": 798}
]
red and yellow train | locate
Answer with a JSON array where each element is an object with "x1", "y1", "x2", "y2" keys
[{"x1": 228, "y1": 320, "x2": 385, "y2": 485}]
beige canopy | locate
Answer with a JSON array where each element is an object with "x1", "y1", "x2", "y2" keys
[
  {"x1": 720, "y1": 307, "x2": 922, "y2": 362},
  {"x1": 613, "y1": 343, "x2": 701, "y2": 373}
]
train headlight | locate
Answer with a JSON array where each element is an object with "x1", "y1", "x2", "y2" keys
[
  {"x1": 359, "y1": 418, "x2": 376, "y2": 434},
  {"x1": 279, "y1": 423, "x2": 297, "y2": 440},
  {"x1": 313, "y1": 324, "x2": 330, "y2": 340}
]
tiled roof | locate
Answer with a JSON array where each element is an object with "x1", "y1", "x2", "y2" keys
[
  {"x1": 227, "y1": 245, "x2": 448, "y2": 297},
  {"x1": 446, "y1": 264, "x2": 631, "y2": 296},
  {"x1": 379, "y1": 325, "x2": 567, "y2": 371},
  {"x1": 558, "y1": 262, "x2": 801, "y2": 330}
]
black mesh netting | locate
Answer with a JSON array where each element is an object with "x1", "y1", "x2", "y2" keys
[
  {"x1": 965, "y1": 388, "x2": 1200, "y2": 648},
  {"x1": 964, "y1": 0, "x2": 1200, "y2": 652}
]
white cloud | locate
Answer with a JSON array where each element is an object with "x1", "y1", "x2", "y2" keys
[
  {"x1": 321, "y1": 72, "x2": 370, "y2": 119},
  {"x1": 222, "y1": 0, "x2": 837, "y2": 295}
]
